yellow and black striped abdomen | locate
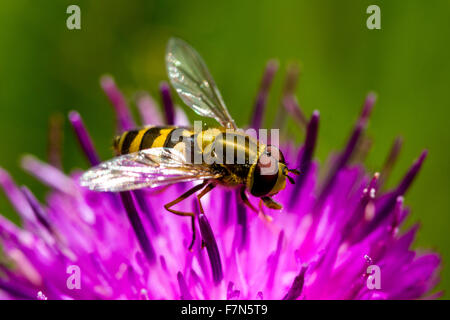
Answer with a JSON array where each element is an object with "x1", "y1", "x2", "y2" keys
[{"x1": 113, "y1": 126, "x2": 195, "y2": 155}]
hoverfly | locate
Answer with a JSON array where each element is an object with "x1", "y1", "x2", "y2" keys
[{"x1": 81, "y1": 38, "x2": 299, "y2": 249}]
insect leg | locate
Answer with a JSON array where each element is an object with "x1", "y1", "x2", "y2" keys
[
  {"x1": 164, "y1": 181, "x2": 208, "y2": 250},
  {"x1": 239, "y1": 186, "x2": 257, "y2": 212},
  {"x1": 196, "y1": 183, "x2": 216, "y2": 215},
  {"x1": 258, "y1": 199, "x2": 273, "y2": 222},
  {"x1": 195, "y1": 183, "x2": 216, "y2": 249},
  {"x1": 261, "y1": 196, "x2": 283, "y2": 210}
]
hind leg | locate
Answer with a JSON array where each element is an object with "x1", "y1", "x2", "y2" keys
[{"x1": 164, "y1": 181, "x2": 208, "y2": 250}]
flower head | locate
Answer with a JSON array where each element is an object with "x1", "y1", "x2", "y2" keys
[{"x1": 0, "y1": 63, "x2": 441, "y2": 300}]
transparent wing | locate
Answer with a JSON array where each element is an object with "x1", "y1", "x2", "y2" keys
[
  {"x1": 80, "y1": 148, "x2": 220, "y2": 192},
  {"x1": 166, "y1": 37, "x2": 237, "y2": 129}
]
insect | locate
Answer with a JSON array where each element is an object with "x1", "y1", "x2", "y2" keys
[{"x1": 81, "y1": 38, "x2": 300, "y2": 249}]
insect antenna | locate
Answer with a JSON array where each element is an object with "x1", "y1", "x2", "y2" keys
[{"x1": 287, "y1": 175, "x2": 296, "y2": 184}]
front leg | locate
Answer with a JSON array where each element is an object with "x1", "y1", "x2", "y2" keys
[
  {"x1": 261, "y1": 196, "x2": 283, "y2": 210},
  {"x1": 239, "y1": 186, "x2": 257, "y2": 212}
]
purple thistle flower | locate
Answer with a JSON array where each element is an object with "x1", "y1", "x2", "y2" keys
[{"x1": 0, "y1": 64, "x2": 442, "y2": 300}]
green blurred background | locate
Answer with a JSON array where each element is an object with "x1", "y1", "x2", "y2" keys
[{"x1": 0, "y1": 0, "x2": 449, "y2": 297}]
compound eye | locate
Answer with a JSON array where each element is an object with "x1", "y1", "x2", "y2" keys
[
  {"x1": 249, "y1": 147, "x2": 280, "y2": 197},
  {"x1": 250, "y1": 161, "x2": 279, "y2": 197}
]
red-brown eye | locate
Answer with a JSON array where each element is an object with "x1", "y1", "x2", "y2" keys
[
  {"x1": 250, "y1": 160, "x2": 278, "y2": 197},
  {"x1": 249, "y1": 145, "x2": 284, "y2": 197}
]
